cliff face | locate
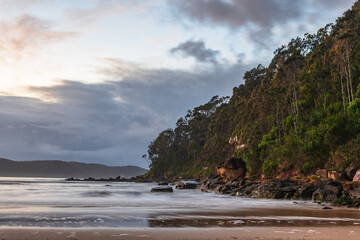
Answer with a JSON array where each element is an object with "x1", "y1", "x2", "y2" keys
[{"x1": 145, "y1": 1, "x2": 360, "y2": 179}]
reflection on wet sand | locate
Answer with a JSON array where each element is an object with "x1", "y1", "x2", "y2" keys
[{"x1": 148, "y1": 207, "x2": 360, "y2": 227}]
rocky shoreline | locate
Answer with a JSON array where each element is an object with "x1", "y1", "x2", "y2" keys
[
  {"x1": 153, "y1": 158, "x2": 360, "y2": 208},
  {"x1": 65, "y1": 176, "x2": 152, "y2": 183},
  {"x1": 149, "y1": 175, "x2": 360, "y2": 208},
  {"x1": 200, "y1": 177, "x2": 360, "y2": 208},
  {"x1": 65, "y1": 157, "x2": 360, "y2": 208}
]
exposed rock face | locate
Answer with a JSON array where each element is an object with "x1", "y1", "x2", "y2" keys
[
  {"x1": 216, "y1": 157, "x2": 247, "y2": 180},
  {"x1": 353, "y1": 170, "x2": 360, "y2": 182},
  {"x1": 315, "y1": 169, "x2": 341, "y2": 182},
  {"x1": 315, "y1": 169, "x2": 328, "y2": 178},
  {"x1": 151, "y1": 186, "x2": 173, "y2": 192},
  {"x1": 327, "y1": 171, "x2": 340, "y2": 182}
]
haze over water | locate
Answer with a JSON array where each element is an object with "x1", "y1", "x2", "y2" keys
[{"x1": 0, "y1": 177, "x2": 359, "y2": 228}]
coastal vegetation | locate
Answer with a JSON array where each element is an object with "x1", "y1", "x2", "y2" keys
[{"x1": 144, "y1": 1, "x2": 360, "y2": 179}]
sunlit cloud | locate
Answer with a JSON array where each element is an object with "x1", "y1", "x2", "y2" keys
[{"x1": 0, "y1": 14, "x2": 76, "y2": 61}]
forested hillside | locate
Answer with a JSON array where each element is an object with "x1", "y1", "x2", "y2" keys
[{"x1": 144, "y1": 1, "x2": 360, "y2": 179}]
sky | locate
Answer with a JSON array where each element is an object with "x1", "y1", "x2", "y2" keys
[{"x1": 0, "y1": 0, "x2": 355, "y2": 168}]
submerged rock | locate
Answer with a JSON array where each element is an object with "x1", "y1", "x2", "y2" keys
[{"x1": 151, "y1": 186, "x2": 173, "y2": 192}]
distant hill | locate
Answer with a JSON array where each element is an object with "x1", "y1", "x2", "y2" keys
[{"x1": 0, "y1": 158, "x2": 147, "y2": 178}]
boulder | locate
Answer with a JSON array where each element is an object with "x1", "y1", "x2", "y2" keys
[
  {"x1": 345, "y1": 165, "x2": 359, "y2": 180},
  {"x1": 151, "y1": 186, "x2": 173, "y2": 192},
  {"x1": 353, "y1": 170, "x2": 360, "y2": 182},
  {"x1": 327, "y1": 171, "x2": 340, "y2": 182},
  {"x1": 315, "y1": 169, "x2": 328, "y2": 178},
  {"x1": 343, "y1": 182, "x2": 360, "y2": 199},
  {"x1": 216, "y1": 157, "x2": 247, "y2": 180},
  {"x1": 201, "y1": 178, "x2": 219, "y2": 192},
  {"x1": 312, "y1": 182, "x2": 343, "y2": 202},
  {"x1": 215, "y1": 184, "x2": 232, "y2": 194},
  {"x1": 158, "y1": 182, "x2": 169, "y2": 185},
  {"x1": 324, "y1": 182, "x2": 342, "y2": 201},
  {"x1": 175, "y1": 181, "x2": 198, "y2": 189},
  {"x1": 248, "y1": 180, "x2": 295, "y2": 199},
  {"x1": 312, "y1": 188, "x2": 326, "y2": 202},
  {"x1": 293, "y1": 184, "x2": 318, "y2": 200}
]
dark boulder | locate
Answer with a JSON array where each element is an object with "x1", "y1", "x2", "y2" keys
[
  {"x1": 151, "y1": 186, "x2": 173, "y2": 192},
  {"x1": 312, "y1": 188, "x2": 327, "y2": 202},
  {"x1": 175, "y1": 181, "x2": 198, "y2": 189},
  {"x1": 201, "y1": 179, "x2": 219, "y2": 192},
  {"x1": 312, "y1": 182, "x2": 343, "y2": 202},
  {"x1": 345, "y1": 164, "x2": 359, "y2": 180},
  {"x1": 343, "y1": 182, "x2": 360, "y2": 198},
  {"x1": 215, "y1": 184, "x2": 232, "y2": 194},
  {"x1": 249, "y1": 180, "x2": 295, "y2": 199},
  {"x1": 293, "y1": 184, "x2": 318, "y2": 200},
  {"x1": 158, "y1": 182, "x2": 169, "y2": 186}
]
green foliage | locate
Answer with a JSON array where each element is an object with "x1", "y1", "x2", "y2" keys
[{"x1": 145, "y1": 1, "x2": 360, "y2": 178}]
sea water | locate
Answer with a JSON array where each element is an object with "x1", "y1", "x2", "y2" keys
[{"x1": 0, "y1": 177, "x2": 359, "y2": 228}]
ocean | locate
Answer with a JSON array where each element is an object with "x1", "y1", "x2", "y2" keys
[{"x1": 0, "y1": 177, "x2": 359, "y2": 228}]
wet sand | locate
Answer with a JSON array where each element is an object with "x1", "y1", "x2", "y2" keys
[{"x1": 0, "y1": 226, "x2": 360, "y2": 240}]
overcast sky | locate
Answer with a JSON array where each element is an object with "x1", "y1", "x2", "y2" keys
[{"x1": 0, "y1": 0, "x2": 355, "y2": 168}]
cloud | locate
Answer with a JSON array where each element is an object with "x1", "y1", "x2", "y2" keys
[
  {"x1": 0, "y1": 58, "x2": 249, "y2": 167},
  {"x1": 170, "y1": 40, "x2": 220, "y2": 64},
  {"x1": 167, "y1": 0, "x2": 354, "y2": 49},
  {"x1": 312, "y1": 0, "x2": 354, "y2": 9},
  {"x1": 169, "y1": 0, "x2": 302, "y2": 29},
  {"x1": 0, "y1": 0, "x2": 45, "y2": 9},
  {"x1": 66, "y1": 0, "x2": 154, "y2": 26},
  {"x1": 0, "y1": 14, "x2": 77, "y2": 61}
]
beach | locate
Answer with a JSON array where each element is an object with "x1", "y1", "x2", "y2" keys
[
  {"x1": 1, "y1": 178, "x2": 360, "y2": 239},
  {"x1": 0, "y1": 226, "x2": 359, "y2": 240}
]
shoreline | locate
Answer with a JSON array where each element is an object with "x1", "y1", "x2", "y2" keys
[{"x1": 0, "y1": 226, "x2": 360, "y2": 240}]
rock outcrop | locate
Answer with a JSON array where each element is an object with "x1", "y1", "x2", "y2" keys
[
  {"x1": 175, "y1": 181, "x2": 198, "y2": 189},
  {"x1": 327, "y1": 171, "x2": 340, "y2": 182},
  {"x1": 216, "y1": 157, "x2": 246, "y2": 180},
  {"x1": 315, "y1": 169, "x2": 328, "y2": 178},
  {"x1": 353, "y1": 170, "x2": 360, "y2": 182},
  {"x1": 151, "y1": 186, "x2": 173, "y2": 192},
  {"x1": 345, "y1": 165, "x2": 359, "y2": 180}
]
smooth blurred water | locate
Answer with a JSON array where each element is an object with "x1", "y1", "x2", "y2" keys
[{"x1": 0, "y1": 177, "x2": 359, "y2": 228}]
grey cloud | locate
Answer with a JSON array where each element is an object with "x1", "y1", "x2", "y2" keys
[
  {"x1": 168, "y1": 0, "x2": 303, "y2": 29},
  {"x1": 312, "y1": 0, "x2": 354, "y2": 9},
  {"x1": 0, "y1": 59, "x2": 249, "y2": 167},
  {"x1": 168, "y1": 0, "x2": 354, "y2": 49},
  {"x1": 170, "y1": 40, "x2": 220, "y2": 64}
]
